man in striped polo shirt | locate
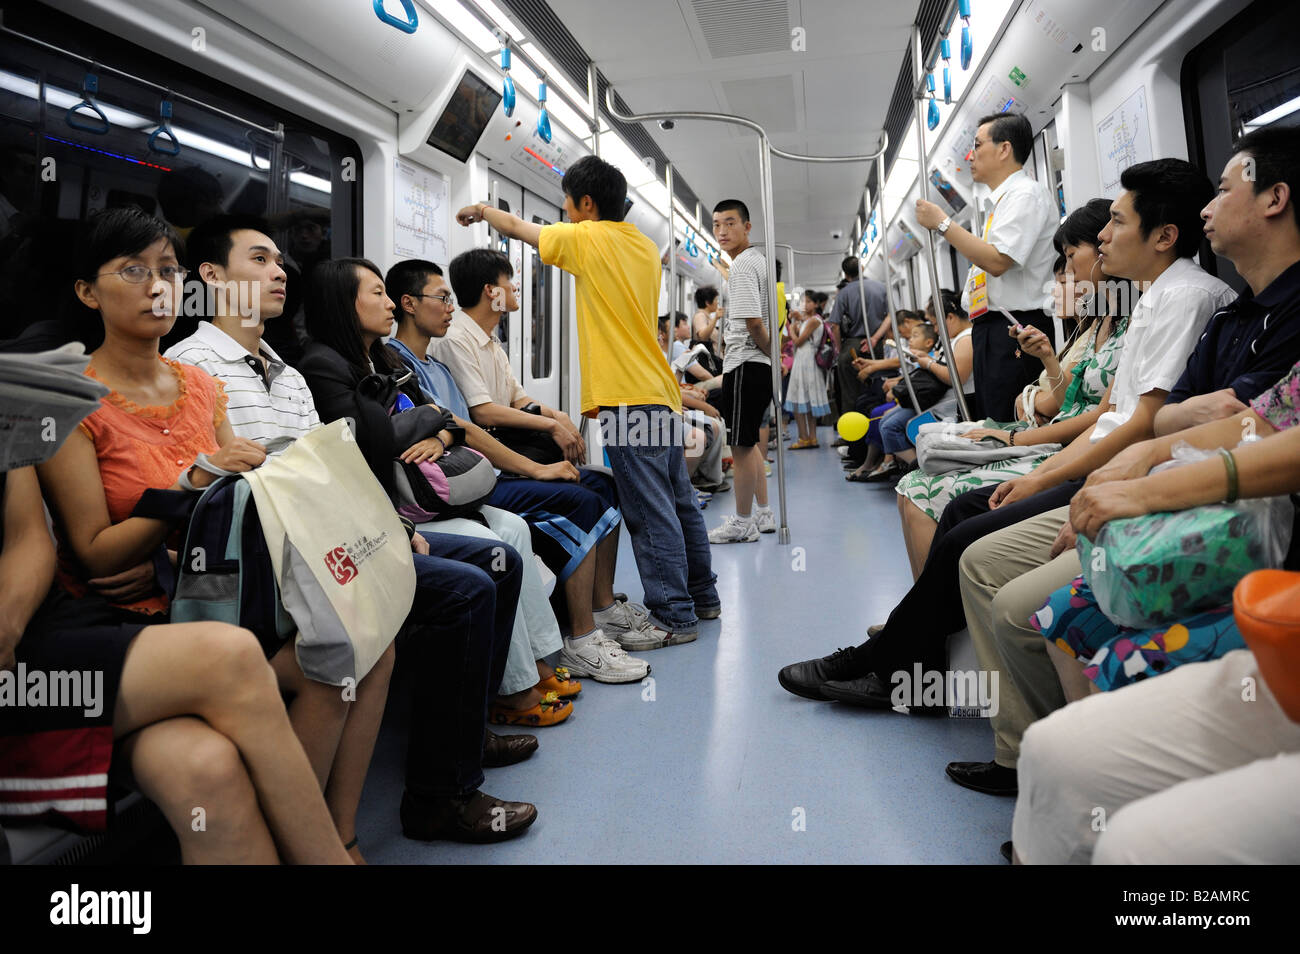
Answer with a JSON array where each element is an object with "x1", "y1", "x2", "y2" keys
[{"x1": 165, "y1": 215, "x2": 318, "y2": 454}]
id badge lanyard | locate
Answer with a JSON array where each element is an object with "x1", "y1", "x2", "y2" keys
[{"x1": 967, "y1": 195, "x2": 1006, "y2": 319}]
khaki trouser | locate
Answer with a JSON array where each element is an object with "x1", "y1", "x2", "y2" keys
[{"x1": 957, "y1": 506, "x2": 1080, "y2": 767}]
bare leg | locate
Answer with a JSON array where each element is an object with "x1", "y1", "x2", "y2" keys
[
  {"x1": 322, "y1": 642, "x2": 395, "y2": 864},
  {"x1": 898, "y1": 496, "x2": 939, "y2": 581},
  {"x1": 112, "y1": 622, "x2": 351, "y2": 864},
  {"x1": 593, "y1": 526, "x2": 619, "y2": 608},
  {"x1": 1046, "y1": 640, "x2": 1095, "y2": 703},
  {"x1": 732, "y1": 444, "x2": 760, "y2": 516},
  {"x1": 120, "y1": 716, "x2": 278, "y2": 864},
  {"x1": 270, "y1": 643, "x2": 349, "y2": 789},
  {"x1": 563, "y1": 542, "x2": 597, "y2": 635}
]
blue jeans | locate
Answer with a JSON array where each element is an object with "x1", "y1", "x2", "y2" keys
[
  {"x1": 403, "y1": 531, "x2": 522, "y2": 799},
  {"x1": 880, "y1": 405, "x2": 916, "y2": 454},
  {"x1": 598, "y1": 405, "x2": 719, "y2": 632}
]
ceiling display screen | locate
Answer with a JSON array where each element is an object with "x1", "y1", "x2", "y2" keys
[{"x1": 427, "y1": 70, "x2": 502, "y2": 163}]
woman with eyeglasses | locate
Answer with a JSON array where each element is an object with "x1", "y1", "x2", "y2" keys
[{"x1": 16, "y1": 206, "x2": 365, "y2": 863}]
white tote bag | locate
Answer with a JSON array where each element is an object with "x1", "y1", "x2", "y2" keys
[{"x1": 243, "y1": 419, "x2": 416, "y2": 686}]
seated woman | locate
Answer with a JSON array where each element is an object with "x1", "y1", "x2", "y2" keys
[
  {"x1": 296, "y1": 257, "x2": 537, "y2": 841},
  {"x1": 1029, "y1": 354, "x2": 1300, "y2": 699},
  {"x1": 8, "y1": 209, "x2": 364, "y2": 863},
  {"x1": 1012, "y1": 416, "x2": 1300, "y2": 864},
  {"x1": 894, "y1": 200, "x2": 1126, "y2": 577},
  {"x1": 840, "y1": 310, "x2": 923, "y2": 472}
]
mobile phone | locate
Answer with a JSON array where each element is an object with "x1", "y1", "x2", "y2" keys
[{"x1": 996, "y1": 308, "x2": 1025, "y2": 333}]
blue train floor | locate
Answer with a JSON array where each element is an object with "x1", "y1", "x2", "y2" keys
[{"x1": 356, "y1": 427, "x2": 1014, "y2": 864}]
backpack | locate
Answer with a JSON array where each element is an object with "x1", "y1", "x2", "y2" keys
[
  {"x1": 132, "y1": 476, "x2": 295, "y2": 656},
  {"x1": 815, "y1": 327, "x2": 838, "y2": 370}
]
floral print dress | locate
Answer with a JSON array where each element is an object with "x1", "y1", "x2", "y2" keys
[
  {"x1": 896, "y1": 317, "x2": 1128, "y2": 520},
  {"x1": 1032, "y1": 357, "x2": 1300, "y2": 690}
]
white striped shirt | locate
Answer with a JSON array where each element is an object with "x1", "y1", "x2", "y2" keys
[{"x1": 165, "y1": 321, "x2": 319, "y2": 454}]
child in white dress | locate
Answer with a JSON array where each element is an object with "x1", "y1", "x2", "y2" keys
[{"x1": 784, "y1": 293, "x2": 831, "y2": 448}]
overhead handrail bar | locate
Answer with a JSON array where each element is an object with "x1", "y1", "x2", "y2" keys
[{"x1": 2, "y1": 26, "x2": 283, "y2": 140}]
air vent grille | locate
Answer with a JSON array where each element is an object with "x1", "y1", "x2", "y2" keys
[{"x1": 689, "y1": 0, "x2": 792, "y2": 59}]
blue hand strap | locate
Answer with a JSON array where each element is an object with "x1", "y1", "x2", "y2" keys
[
  {"x1": 66, "y1": 70, "x2": 110, "y2": 135},
  {"x1": 373, "y1": 0, "x2": 418, "y2": 34},
  {"x1": 147, "y1": 96, "x2": 181, "y2": 156}
]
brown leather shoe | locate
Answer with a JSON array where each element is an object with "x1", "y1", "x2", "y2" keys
[
  {"x1": 483, "y1": 729, "x2": 538, "y2": 767},
  {"x1": 401, "y1": 790, "x2": 538, "y2": 843}
]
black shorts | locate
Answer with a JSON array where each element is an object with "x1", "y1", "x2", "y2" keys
[{"x1": 720, "y1": 361, "x2": 774, "y2": 447}]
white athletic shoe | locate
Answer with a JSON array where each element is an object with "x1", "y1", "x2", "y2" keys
[
  {"x1": 708, "y1": 514, "x2": 759, "y2": 544},
  {"x1": 630, "y1": 623, "x2": 698, "y2": 651},
  {"x1": 594, "y1": 599, "x2": 652, "y2": 639},
  {"x1": 559, "y1": 629, "x2": 649, "y2": 684},
  {"x1": 754, "y1": 507, "x2": 776, "y2": 534}
]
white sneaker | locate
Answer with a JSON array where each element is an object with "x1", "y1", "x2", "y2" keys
[
  {"x1": 754, "y1": 507, "x2": 776, "y2": 534},
  {"x1": 628, "y1": 622, "x2": 698, "y2": 651},
  {"x1": 594, "y1": 599, "x2": 655, "y2": 644},
  {"x1": 559, "y1": 629, "x2": 649, "y2": 684},
  {"x1": 708, "y1": 514, "x2": 759, "y2": 544}
]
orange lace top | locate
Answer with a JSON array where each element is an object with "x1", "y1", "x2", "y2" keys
[{"x1": 59, "y1": 357, "x2": 228, "y2": 615}]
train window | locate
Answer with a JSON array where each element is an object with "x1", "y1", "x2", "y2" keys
[
  {"x1": 0, "y1": 2, "x2": 360, "y2": 362},
  {"x1": 530, "y1": 216, "x2": 553, "y2": 379},
  {"x1": 1184, "y1": 0, "x2": 1300, "y2": 289}
]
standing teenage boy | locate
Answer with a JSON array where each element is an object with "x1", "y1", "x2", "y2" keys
[
  {"x1": 709, "y1": 199, "x2": 776, "y2": 542},
  {"x1": 914, "y1": 112, "x2": 1057, "y2": 420},
  {"x1": 455, "y1": 155, "x2": 719, "y2": 648}
]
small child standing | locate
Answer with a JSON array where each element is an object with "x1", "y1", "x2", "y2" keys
[{"x1": 784, "y1": 292, "x2": 831, "y2": 448}]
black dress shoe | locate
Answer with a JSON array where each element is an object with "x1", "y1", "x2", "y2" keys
[
  {"x1": 945, "y1": 760, "x2": 1019, "y2": 796},
  {"x1": 483, "y1": 729, "x2": 538, "y2": 767},
  {"x1": 777, "y1": 647, "x2": 865, "y2": 700},
  {"x1": 1000, "y1": 840, "x2": 1014, "y2": 863},
  {"x1": 400, "y1": 789, "x2": 538, "y2": 843},
  {"x1": 820, "y1": 673, "x2": 896, "y2": 709}
]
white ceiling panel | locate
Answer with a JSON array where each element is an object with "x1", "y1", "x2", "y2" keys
[{"x1": 546, "y1": 0, "x2": 919, "y2": 285}]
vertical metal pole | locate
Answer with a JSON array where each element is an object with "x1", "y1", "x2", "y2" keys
[
  {"x1": 586, "y1": 62, "x2": 600, "y2": 157},
  {"x1": 854, "y1": 255, "x2": 878, "y2": 360},
  {"x1": 874, "y1": 153, "x2": 920, "y2": 416},
  {"x1": 666, "y1": 162, "x2": 677, "y2": 324},
  {"x1": 758, "y1": 138, "x2": 789, "y2": 543},
  {"x1": 912, "y1": 27, "x2": 972, "y2": 421}
]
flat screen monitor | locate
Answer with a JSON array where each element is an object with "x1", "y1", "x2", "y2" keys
[
  {"x1": 929, "y1": 167, "x2": 968, "y2": 215},
  {"x1": 427, "y1": 70, "x2": 502, "y2": 163},
  {"x1": 889, "y1": 221, "x2": 922, "y2": 263}
]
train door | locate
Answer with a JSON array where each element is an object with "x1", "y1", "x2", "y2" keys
[
  {"x1": 487, "y1": 175, "x2": 525, "y2": 362},
  {"x1": 520, "y1": 190, "x2": 563, "y2": 410}
]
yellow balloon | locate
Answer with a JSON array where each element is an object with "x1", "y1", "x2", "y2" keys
[{"x1": 837, "y1": 411, "x2": 869, "y2": 442}]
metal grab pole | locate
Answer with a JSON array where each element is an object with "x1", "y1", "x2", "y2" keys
[
  {"x1": 587, "y1": 62, "x2": 600, "y2": 156},
  {"x1": 605, "y1": 89, "x2": 790, "y2": 542},
  {"x1": 911, "y1": 27, "x2": 972, "y2": 421},
  {"x1": 666, "y1": 162, "x2": 677, "y2": 324},
  {"x1": 854, "y1": 259, "x2": 879, "y2": 361},
  {"x1": 874, "y1": 152, "x2": 921, "y2": 416}
]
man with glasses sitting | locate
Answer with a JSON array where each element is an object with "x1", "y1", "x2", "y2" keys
[{"x1": 913, "y1": 112, "x2": 1058, "y2": 421}]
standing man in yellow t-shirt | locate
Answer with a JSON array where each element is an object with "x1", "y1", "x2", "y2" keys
[{"x1": 456, "y1": 155, "x2": 719, "y2": 649}]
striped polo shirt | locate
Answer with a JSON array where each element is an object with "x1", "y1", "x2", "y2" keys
[{"x1": 165, "y1": 320, "x2": 320, "y2": 454}]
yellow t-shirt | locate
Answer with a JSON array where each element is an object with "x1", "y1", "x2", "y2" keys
[
  {"x1": 539, "y1": 220, "x2": 682, "y2": 416},
  {"x1": 777, "y1": 280, "x2": 787, "y2": 331}
]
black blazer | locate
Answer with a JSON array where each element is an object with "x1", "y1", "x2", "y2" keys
[{"x1": 298, "y1": 341, "x2": 447, "y2": 495}]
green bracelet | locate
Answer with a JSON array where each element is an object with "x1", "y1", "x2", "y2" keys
[{"x1": 1219, "y1": 448, "x2": 1239, "y2": 503}]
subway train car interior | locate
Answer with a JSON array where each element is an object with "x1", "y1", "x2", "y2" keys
[{"x1": 0, "y1": 0, "x2": 1298, "y2": 886}]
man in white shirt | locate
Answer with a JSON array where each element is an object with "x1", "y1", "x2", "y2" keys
[
  {"x1": 915, "y1": 112, "x2": 1058, "y2": 420},
  {"x1": 164, "y1": 216, "x2": 318, "y2": 455}
]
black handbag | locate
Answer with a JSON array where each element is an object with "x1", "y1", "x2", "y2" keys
[
  {"x1": 489, "y1": 404, "x2": 565, "y2": 464},
  {"x1": 894, "y1": 366, "x2": 948, "y2": 411}
]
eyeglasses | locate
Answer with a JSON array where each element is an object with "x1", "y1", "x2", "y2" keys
[
  {"x1": 415, "y1": 292, "x2": 455, "y2": 306},
  {"x1": 98, "y1": 264, "x2": 188, "y2": 283}
]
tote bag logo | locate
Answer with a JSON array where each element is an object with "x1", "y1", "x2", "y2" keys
[{"x1": 324, "y1": 546, "x2": 359, "y2": 585}]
